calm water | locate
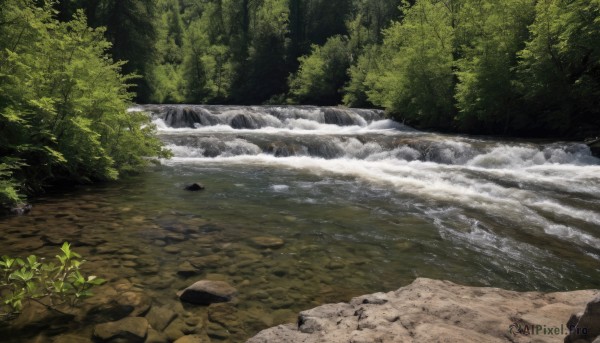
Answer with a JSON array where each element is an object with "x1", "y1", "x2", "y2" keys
[{"x1": 1, "y1": 105, "x2": 599, "y2": 342}]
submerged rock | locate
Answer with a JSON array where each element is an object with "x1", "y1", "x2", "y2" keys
[
  {"x1": 247, "y1": 278, "x2": 599, "y2": 343},
  {"x1": 249, "y1": 236, "x2": 285, "y2": 249},
  {"x1": 93, "y1": 317, "x2": 148, "y2": 342},
  {"x1": 145, "y1": 305, "x2": 177, "y2": 332},
  {"x1": 177, "y1": 280, "x2": 237, "y2": 305},
  {"x1": 9, "y1": 203, "x2": 32, "y2": 216},
  {"x1": 185, "y1": 183, "x2": 205, "y2": 191},
  {"x1": 174, "y1": 334, "x2": 211, "y2": 343}
]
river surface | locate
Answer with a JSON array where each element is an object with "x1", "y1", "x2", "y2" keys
[{"x1": 1, "y1": 105, "x2": 599, "y2": 342}]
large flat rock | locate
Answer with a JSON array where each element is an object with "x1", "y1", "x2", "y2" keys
[{"x1": 247, "y1": 278, "x2": 599, "y2": 343}]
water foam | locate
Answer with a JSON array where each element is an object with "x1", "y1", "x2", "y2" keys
[{"x1": 151, "y1": 104, "x2": 600, "y2": 265}]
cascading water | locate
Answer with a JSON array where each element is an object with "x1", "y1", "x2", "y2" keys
[
  {"x1": 1, "y1": 105, "x2": 599, "y2": 342},
  {"x1": 136, "y1": 104, "x2": 600, "y2": 289}
]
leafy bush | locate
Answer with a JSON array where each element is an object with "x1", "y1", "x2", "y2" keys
[
  {"x1": 0, "y1": 1, "x2": 171, "y2": 208},
  {"x1": 0, "y1": 242, "x2": 105, "y2": 321}
]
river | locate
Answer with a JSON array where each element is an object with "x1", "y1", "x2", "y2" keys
[{"x1": 1, "y1": 105, "x2": 599, "y2": 342}]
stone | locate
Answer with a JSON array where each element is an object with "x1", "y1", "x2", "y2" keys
[
  {"x1": 163, "y1": 318, "x2": 188, "y2": 342},
  {"x1": 173, "y1": 334, "x2": 211, "y2": 343},
  {"x1": 178, "y1": 280, "x2": 237, "y2": 305},
  {"x1": 185, "y1": 183, "x2": 205, "y2": 191},
  {"x1": 116, "y1": 291, "x2": 152, "y2": 317},
  {"x1": 249, "y1": 236, "x2": 285, "y2": 249},
  {"x1": 52, "y1": 334, "x2": 93, "y2": 343},
  {"x1": 146, "y1": 305, "x2": 177, "y2": 331},
  {"x1": 164, "y1": 245, "x2": 181, "y2": 254},
  {"x1": 145, "y1": 328, "x2": 169, "y2": 343},
  {"x1": 11, "y1": 298, "x2": 75, "y2": 331},
  {"x1": 208, "y1": 303, "x2": 239, "y2": 327},
  {"x1": 177, "y1": 261, "x2": 201, "y2": 277},
  {"x1": 188, "y1": 255, "x2": 222, "y2": 269},
  {"x1": 566, "y1": 294, "x2": 600, "y2": 343},
  {"x1": 207, "y1": 322, "x2": 230, "y2": 340},
  {"x1": 247, "y1": 278, "x2": 598, "y2": 343},
  {"x1": 93, "y1": 317, "x2": 148, "y2": 343}
]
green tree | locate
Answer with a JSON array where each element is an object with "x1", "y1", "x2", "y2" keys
[
  {"x1": 289, "y1": 35, "x2": 352, "y2": 105},
  {"x1": 454, "y1": 0, "x2": 534, "y2": 133},
  {"x1": 0, "y1": 0, "x2": 170, "y2": 207},
  {"x1": 517, "y1": 0, "x2": 600, "y2": 136},
  {"x1": 84, "y1": 0, "x2": 158, "y2": 103},
  {"x1": 365, "y1": 0, "x2": 456, "y2": 128}
]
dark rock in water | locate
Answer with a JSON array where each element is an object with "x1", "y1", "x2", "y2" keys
[
  {"x1": 586, "y1": 138, "x2": 600, "y2": 157},
  {"x1": 164, "y1": 107, "x2": 206, "y2": 128},
  {"x1": 93, "y1": 317, "x2": 148, "y2": 343},
  {"x1": 185, "y1": 183, "x2": 205, "y2": 191},
  {"x1": 85, "y1": 291, "x2": 151, "y2": 322},
  {"x1": 323, "y1": 108, "x2": 355, "y2": 126},
  {"x1": 565, "y1": 294, "x2": 600, "y2": 343},
  {"x1": 266, "y1": 142, "x2": 302, "y2": 157},
  {"x1": 177, "y1": 280, "x2": 237, "y2": 305},
  {"x1": 9, "y1": 203, "x2": 32, "y2": 216},
  {"x1": 230, "y1": 114, "x2": 259, "y2": 129}
]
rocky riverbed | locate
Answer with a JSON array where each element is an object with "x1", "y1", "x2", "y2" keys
[{"x1": 248, "y1": 278, "x2": 600, "y2": 343}]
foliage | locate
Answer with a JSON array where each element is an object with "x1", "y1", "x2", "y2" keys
[
  {"x1": 289, "y1": 36, "x2": 352, "y2": 105},
  {"x1": 454, "y1": 0, "x2": 535, "y2": 133},
  {"x1": 0, "y1": 242, "x2": 105, "y2": 321},
  {"x1": 365, "y1": 0, "x2": 456, "y2": 128},
  {"x1": 0, "y1": 0, "x2": 170, "y2": 206},
  {"x1": 517, "y1": 0, "x2": 600, "y2": 136}
]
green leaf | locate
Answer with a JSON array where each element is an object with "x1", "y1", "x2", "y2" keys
[{"x1": 60, "y1": 242, "x2": 71, "y2": 258}]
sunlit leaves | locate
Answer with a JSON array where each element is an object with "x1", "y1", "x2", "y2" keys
[
  {"x1": 0, "y1": 242, "x2": 105, "y2": 321},
  {"x1": 0, "y1": 1, "x2": 170, "y2": 205}
]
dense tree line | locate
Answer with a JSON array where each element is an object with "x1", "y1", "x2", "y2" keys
[
  {"x1": 361, "y1": 0, "x2": 600, "y2": 137},
  {"x1": 53, "y1": 0, "x2": 594, "y2": 138},
  {"x1": 0, "y1": 0, "x2": 170, "y2": 208}
]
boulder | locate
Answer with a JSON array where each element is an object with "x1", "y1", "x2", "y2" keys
[
  {"x1": 565, "y1": 294, "x2": 600, "y2": 343},
  {"x1": 178, "y1": 280, "x2": 237, "y2": 305},
  {"x1": 247, "y1": 278, "x2": 598, "y2": 343},
  {"x1": 93, "y1": 317, "x2": 148, "y2": 343},
  {"x1": 185, "y1": 183, "x2": 205, "y2": 191}
]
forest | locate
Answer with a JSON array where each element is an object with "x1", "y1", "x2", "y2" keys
[
  {"x1": 50, "y1": 0, "x2": 600, "y2": 137},
  {"x1": 1, "y1": 0, "x2": 600, "y2": 207}
]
